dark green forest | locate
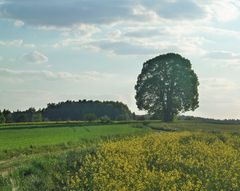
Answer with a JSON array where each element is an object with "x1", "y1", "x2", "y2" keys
[{"x1": 0, "y1": 100, "x2": 133, "y2": 123}]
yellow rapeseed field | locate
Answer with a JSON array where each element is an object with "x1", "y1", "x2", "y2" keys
[{"x1": 66, "y1": 132, "x2": 240, "y2": 191}]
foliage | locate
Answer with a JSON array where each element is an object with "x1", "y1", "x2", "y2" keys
[
  {"x1": 5, "y1": 100, "x2": 132, "y2": 123},
  {"x1": 99, "y1": 116, "x2": 112, "y2": 124},
  {"x1": 2, "y1": 110, "x2": 11, "y2": 123},
  {"x1": 11, "y1": 150, "x2": 83, "y2": 191},
  {"x1": 135, "y1": 53, "x2": 199, "y2": 122},
  {"x1": 0, "y1": 111, "x2": 5, "y2": 124},
  {"x1": 42, "y1": 100, "x2": 132, "y2": 121},
  {"x1": 32, "y1": 112, "x2": 42, "y2": 122},
  {"x1": 11, "y1": 108, "x2": 38, "y2": 123},
  {"x1": 67, "y1": 132, "x2": 240, "y2": 191},
  {"x1": 84, "y1": 113, "x2": 97, "y2": 122},
  {"x1": 0, "y1": 175, "x2": 11, "y2": 191},
  {"x1": 10, "y1": 148, "x2": 98, "y2": 191}
]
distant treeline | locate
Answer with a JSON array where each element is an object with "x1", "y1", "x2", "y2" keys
[
  {"x1": 2, "y1": 102, "x2": 239, "y2": 124},
  {"x1": 177, "y1": 115, "x2": 240, "y2": 125},
  {"x1": 0, "y1": 100, "x2": 134, "y2": 123}
]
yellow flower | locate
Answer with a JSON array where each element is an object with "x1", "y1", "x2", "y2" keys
[{"x1": 66, "y1": 132, "x2": 240, "y2": 191}]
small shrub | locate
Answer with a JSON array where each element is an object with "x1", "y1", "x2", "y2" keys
[
  {"x1": 100, "y1": 116, "x2": 112, "y2": 124},
  {"x1": 83, "y1": 113, "x2": 97, "y2": 122},
  {"x1": 142, "y1": 120, "x2": 150, "y2": 126}
]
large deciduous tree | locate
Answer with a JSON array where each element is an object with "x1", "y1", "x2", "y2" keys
[{"x1": 135, "y1": 53, "x2": 199, "y2": 122}]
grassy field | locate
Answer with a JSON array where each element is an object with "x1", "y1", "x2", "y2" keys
[
  {"x1": 148, "y1": 120, "x2": 240, "y2": 133},
  {"x1": 1, "y1": 120, "x2": 240, "y2": 190},
  {"x1": 0, "y1": 122, "x2": 148, "y2": 160},
  {"x1": 0, "y1": 122, "x2": 146, "y2": 151}
]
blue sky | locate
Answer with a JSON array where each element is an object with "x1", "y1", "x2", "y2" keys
[{"x1": 0, "y1": 0, "x2": 240, "y2": 119}]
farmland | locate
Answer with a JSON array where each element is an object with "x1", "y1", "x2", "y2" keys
[
  {"x1": 0, "y1": 122, "x2": 147, "y2": 160},
  {"x1": 67, "y1": 132, "x2": 240, "y2": 191},
  {"x1": 1, "y1": 121, "x2": 240, "y2": 190}
]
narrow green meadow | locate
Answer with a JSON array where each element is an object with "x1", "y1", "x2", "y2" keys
[
  {"x1": 0, "y1": 124, "x2": 144, "y2": 150},
  {"x1": 149, "y1": 120, "x2": 240, "y2": 133},
  {"x1": 0, "y1": 122, "x2": 148, "y2": 160}
]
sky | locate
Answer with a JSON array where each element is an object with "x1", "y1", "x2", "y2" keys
[{"x1": 0, "y1": 0, "x2": 240, "y2": 119}]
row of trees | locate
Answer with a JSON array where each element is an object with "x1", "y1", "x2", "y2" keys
[
  {"x1": 178, "y1": 115, "x2": 240, "y2": 124},
  {"x1": 0, "y1": 108, "x2": 43, "y2": 123},
  {"x1": 42, "y1": 100, "x2": 132, "y2": 121},
  {"x1": 0, "y1": 100, "x2": 133, "y2": 123}
]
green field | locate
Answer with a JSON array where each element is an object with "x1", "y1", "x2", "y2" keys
[
  {"x1": 0, "y1": 123, "x2": 147, "y2": 151},
  {"x1": 0, "y1": 122, "x2": 148, "y2": 161},
  {"x1": 148, "y1": 120, "x2": 240, "y2": 133},
  {"x1": 1, "y1": 121, "x2": 240, "y2": 190}
]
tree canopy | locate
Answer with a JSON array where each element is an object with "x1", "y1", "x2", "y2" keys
[
  {"x1": 0, "y1": 111, "x2": 5, "y2": 123},
  {"x1": 42, "y1": 100, "x2": 132, "y2": 121},
  {"x1": 135, "y1": 53, "x2": 199, "y2": 122},
  {"x1": 2, "y1": 100, "x2": 133, "y2": 123}
]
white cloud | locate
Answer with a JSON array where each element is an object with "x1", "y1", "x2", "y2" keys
[
  {"x1": 0, "y1": 0, "x2": 135, "y2": 26},
  {"x1": 52, "y1": 24, "x2": 100, "y2": 49},
  {"x1": 204, "y1": 51, "x2": 240, "y2": 69},
  {"x1": 0, "y1": 0, "x2": 208, "y2": 28},
  {"x1": 205, "y1": 51, "x2": 240, "y2": 60},
  {"x1": 107, "y1": 30, "x2": 122, "y2": 39},
  {"x1": 193, "y1": 76, "x2": 240, "y2": 119},
  {"x1": 94, "y1": 40, "x2": 159, "y2": 55},
  {"x1": 0, "y1": 68, "x2": 116, "y2": 82},
  {"x1": 0, "y1": 90, "x2": 138, "y2": 112},
  {"x1": 0, "y1": 39, "x2": 35, "y2": 48},
  {"x1": 14, "y1": 20, "x2": 24, "y2": 27},
  {"x1": 0, "y1": 68, "x2": 134, "y2": 112},
  {"x1": 0, "y1": 39, "x2": 23, "y2": 47},
  {"x1": 53, "y1": 34, "x2": 206, "y2": 56},
  {"x1": 49, "y1": 17, "x2": 211, "y2": 56},
  {"x1": 206, "y1": 0, "x2": 240, "y2": 22},
  {"x1": 201, "y1": 77, "x2": 239, "y2": 91},
  {"x1": 142, "y1": 0, "x2": 207, "y2": 20},
  {"x1": 6, "y1": 0, "x2": 234, "y2": 58},
  {"x1": 21, "y1": 51, "x2": 48, "y2": 64},
  {"x1": 132, "y1": 5, "x2": 159, "y2": 21}
]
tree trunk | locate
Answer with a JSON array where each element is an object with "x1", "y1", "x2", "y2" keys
[
  {"x1": 163, "y1": 110, "x2": 174, "y2": 122},
  {"x1": 163, "y1": 89, "x2": 174, "y2": 122}
]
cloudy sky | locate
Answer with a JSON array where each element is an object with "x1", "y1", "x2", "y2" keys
[{"x1": 0, "y1": 0, "x2": 240, "y2": 119}]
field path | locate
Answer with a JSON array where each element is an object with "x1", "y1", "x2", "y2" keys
[{"x1": 0, "y1": 145, "x2": 88, "y2": 176}]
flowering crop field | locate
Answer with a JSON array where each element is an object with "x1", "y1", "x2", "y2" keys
[
  {"x1": 67, "y1": 132, "x2": 240, "y2": 191},
  {"x1": 1, "y1": 121, "x2": 240, "y2": 190}
]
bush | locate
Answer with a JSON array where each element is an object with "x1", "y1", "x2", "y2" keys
[
  {"x1": 83, "y1": 113, "x2": 97, "y2": 122},
  {"x1": 11, "y1": 148, "x2": 97, "y2": 191},
  {"x1": 100, "y1": 116, "x2": 112, "y2": 124},
  {"x1": 142, "y1": 120, "x2": 150, "y2": 126}
]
